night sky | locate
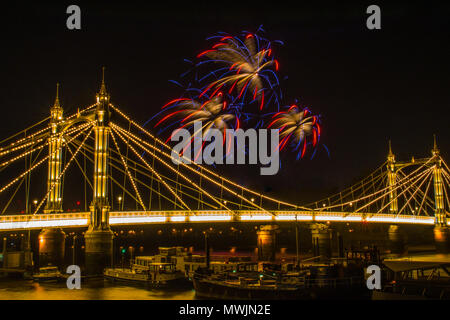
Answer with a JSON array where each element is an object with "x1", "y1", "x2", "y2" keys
[{"x1": 0, "y1": 1, "x2": 449, "y2": 206}]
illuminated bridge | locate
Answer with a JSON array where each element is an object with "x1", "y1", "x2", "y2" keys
[{"x1": 0, "y1": 70, "x2": 449, "y2": 272}]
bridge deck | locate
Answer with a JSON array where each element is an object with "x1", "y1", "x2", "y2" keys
[{"x1": 0, "y1": 210, "x2": 440, "y2": 230}]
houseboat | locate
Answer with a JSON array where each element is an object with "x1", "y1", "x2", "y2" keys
[
  {"x1": 132, "y1": 247, "x2": 207, "y2": 279},
  {"x1": 193, "y1": 261, "x2": 369, "y2": 300},
  {"x1": 104, "y1": 246, "x2": 205, "y2": 286},
  {"x1": 104, "y1": 261, "x2": 188, "y2": 287},
  {"x1": 32, "y1": 266, "x2": 63, "y2": 282}
]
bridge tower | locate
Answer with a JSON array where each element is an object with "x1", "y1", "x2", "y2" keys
[
  {"x1": 386, "y1": 141, "x2": 405, "y2": 254},
  {"x1": 84, "y1": 68, "x2": 114, "y2": 275},
  {"x1": 431, "y1": 136, "x2": 450, "y2": 253},
  {"x1": 44, "y1": 84, "x2": 64, "y2": 213},
  {"x1": 39, "y1": 84, "x2": 66, "y2": 270},
  {"x1": 387, "y1": 140, "x2": 398, "y2": 214}
]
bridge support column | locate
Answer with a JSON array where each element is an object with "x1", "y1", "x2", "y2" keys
[
  {"x1": 311, "y1": 224, "x2": 332, "y2": 261},
  {"x1": 432, "y1": 138, "x2": 450, "y2": 253},
  {"x1": 388, "y1": 225, "x2": 406, "y2": 255},
  {"x1": 434, "y1": 226, "x2": 450, "y2": 253},
  {"x1": 38, "y1": 228, "x2": 66, "y2": 270},
  {"x1": 84, "y1": 69, "x2": 114, "y2": 275},
  {"x1": 387, "y1": 141, "x2": 398, "y2": 215},
  {"x1": 85, "y1": 220, "x2": 114, "y2": 275},
  {"x1": 44, "y1": 84, "x2": 64, "y2": 213},
  {"x1": 256, "y1": 225, "x2": 279, "y2": 262}
]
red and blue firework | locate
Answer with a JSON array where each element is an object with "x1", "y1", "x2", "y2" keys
[
  {"x1": 268, "y1": 105, "x2": 322, "y2": 160},
  {"x1": 195, "y1": 28, "x2": 283, "y2": 111},
  {"x1": 148, "y1": 26, "x2": 326, "y2": 161}
]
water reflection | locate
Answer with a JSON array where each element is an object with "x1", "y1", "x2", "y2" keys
[{"x1": 0, "y1": 279, "x2": 196, "y2": 300}]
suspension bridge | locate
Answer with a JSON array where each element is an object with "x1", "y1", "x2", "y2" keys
[{"x1": 0, "y1": 71, "x2": 448, "y2": 272}]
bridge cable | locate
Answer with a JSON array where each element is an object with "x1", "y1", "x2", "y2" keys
[
  {"x1": 33, "y1": 125, "x2": 94, "y2": 214},
  {"x1": 111, "y1": 122, "x2": 272, "y2": 214},
  {"x1": 110, "y1": 104, "x2": 300, "y2": 210},
  {"x1": 110, "y1": 130, "x2": 147, "y2": 211}
]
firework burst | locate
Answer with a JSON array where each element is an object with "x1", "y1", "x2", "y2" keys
[
  {"x1": 196, "y1": 30, "x2": 282, "y2": 111},
  {"x1": 268, "y1": 105, "x2": 321, "y2": 159},
  {"x1": 149, "y1": 27, "x2": 326, "y2": 162}
]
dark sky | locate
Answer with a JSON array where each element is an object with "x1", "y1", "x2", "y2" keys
[{"x1": 0, "y1": 1, "x2": 449, "y2": 206}]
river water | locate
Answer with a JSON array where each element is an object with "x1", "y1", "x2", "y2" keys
[{"x1": 0, "y1": 279, "x2": 196, "y2": 300}]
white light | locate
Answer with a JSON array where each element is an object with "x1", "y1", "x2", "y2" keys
[
  {"x1": 170, "y1": 216, "x2": 186, "y2": 222},
  {"x1": 0, "y1": 219, "x2": 88, "y2": 230},
  {"x1": 315, "y1": 215, "x2": 362, "y2": 222},
  {"x1": 275, "y1": 215, "x2": 313, "y2": 221},
  {"x1": 365, "y1": 216, "x2": 434, "y2": 225},
  {"x1": 110, "y1": 216, "x2": 167, "y2": 224},
  {"x1": 189, "y1": 215, "x2": 232, "y2": 222},
  {"x1": 0, "y1": 211, "x2": 441, "y2": 230},
  {"x1": 240, "y1": 215, "x2": 273, "y2": 221}
]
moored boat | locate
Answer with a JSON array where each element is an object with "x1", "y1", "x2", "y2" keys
[
  {"x1": 32, "y1": 266, "x2": 63, "y2": 282},
  {"x1": 132, "y1": 247, "x2": 207, "y2": 279},
  {"x1": 104, "y1": 262, "x2": 189, "y2": 287},
  {"x1": 193, "y1": 261, "x2": 369, "y2": 300}
]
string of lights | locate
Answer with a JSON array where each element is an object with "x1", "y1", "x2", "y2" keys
[
  {"x1": 112, "y1": 125, "x2": 232, "y2": 212},
  {"x1": 110, "y1": 104, "x2": 302, "y2": 210},
  {"x1": 319, "y1": 157, "x2": 434, "y2": 211},
  {"x1": 0, "y1": 139, "x2": 49, "y2": 168},
  {"x1": 34, "y1": 126, "x2": 94, "y2": 214},
  {"x1": 0, "y1": 122, "x2": 93, "y2": 196},
  {"x1": 109, "y1": 130, "x2": 147, "y2": 211},
  {"x1": 397, "y1": 170, "x2": 435, "y2": 210},
  {"x1": 0, "y1": 117, "x2": 50, "y2": 147},
  {"x1": 111, "y1": 122, "x2": 270, "y2": 214},
  {"x1": 356, "y1": 167, "x2": 432, "y2": 214},
  {"x1": 395, "y1": 169, "x2": 433, "y2": 216},
  {"x1": 71, "y1": 136, "x2": 253, "y2": 210}
]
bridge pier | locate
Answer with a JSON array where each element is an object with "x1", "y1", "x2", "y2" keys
[
  {"x1": 85, "y1": 227, "x2": 114, "y2": 275},
  {"x1": 256, "y1": 225, "x2": 279, "y2": 262},
  {"x1": 311, "y1": 224, "x2": 332, "y2": 261},
  {"x1": 434, "y1": 226, "x2": 450, "y2": 253},
  {"x1": 38, "y1": 228, "x2": 66, "y2": 270},
  {"x1": 387, "y1": 225, "x2": 406, "y2": 255}
]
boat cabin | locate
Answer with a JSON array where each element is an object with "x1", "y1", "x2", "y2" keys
[{"x1": 133, "y1": 259, "x2": 176, "y2": 274}]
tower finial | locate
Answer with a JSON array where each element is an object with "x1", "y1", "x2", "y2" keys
[
  {"x1": 100, "y1": 66, "x2": 106, "y2": 93},
  {"x1": 53, "y1": 83, "x2": 60, "y2": 108},
  {"x1": 387, "y1": 139, "x2": 395, "y2": 162},
  {"x1": 96, "y1": 66, "x2": 110, "y2": 104},
  {"x1": 432, "y1": 134, "x2": 440, "y2": 156}
]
